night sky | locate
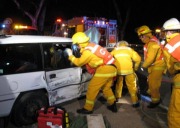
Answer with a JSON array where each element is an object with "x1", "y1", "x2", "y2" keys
[{"x1": 0, "y1": 0, "x2": 179, "y2": 43}]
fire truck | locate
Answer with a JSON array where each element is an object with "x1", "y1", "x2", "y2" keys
[
  {"x1": 67, "y1": 16, "x2": 118, "y2": 47},
  {"x1": 52, "y1": 16, "x2": 118, "y2": 47}
]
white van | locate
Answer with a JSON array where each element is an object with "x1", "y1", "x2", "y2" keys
[{"x1": 0, "y1": 35, "x2": 92, "y2": 126}]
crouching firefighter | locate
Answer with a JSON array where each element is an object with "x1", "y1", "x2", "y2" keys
[
  {"x1": 65, "y1": 32, "x2": 117, "y2": 114},
  {"x1": 111, "y1": 41, "x2": 141, "y2": 108}
]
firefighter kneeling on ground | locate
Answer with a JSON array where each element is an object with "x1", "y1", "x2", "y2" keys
[
  {"x1": 111, "y1": 41, "x2": 141, "y2": 107},
  {"x1": 65, "y1": 32, "x2": 117, "y2": 114}
]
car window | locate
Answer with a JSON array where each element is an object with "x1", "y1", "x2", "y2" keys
[
  {"x1": 0, "y1": 44, "x2": 42, "y2": 75},
  {"x1": 42, "y1": 43, "x2": 74, "y2": 70}
]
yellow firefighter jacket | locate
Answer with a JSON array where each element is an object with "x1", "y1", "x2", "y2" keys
[
  {"x1": 69, "y1": 48, "x2": 117, "y2": 77},
  {"x1": 142, "y1": 40, "x2": 166, "y2": 73},
  {"x1": 111, "y1": 46, "x2": 141, "y2": 75},
  {"x1": 163, "y1": 33, "x2": 180, "y2": 78}
]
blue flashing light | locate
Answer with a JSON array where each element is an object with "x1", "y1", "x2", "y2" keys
[{"x1": 2, "y1": 24, "x2": 5, "y2": 28}]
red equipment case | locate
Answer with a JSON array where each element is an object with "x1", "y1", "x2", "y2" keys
[{"x1": 38, "y1": 107, "x2": 65, "y2": 128}]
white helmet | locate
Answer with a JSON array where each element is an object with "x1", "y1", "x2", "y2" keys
[{"x1": 163, "y1": 18, "x2": 180, "y2": 31}]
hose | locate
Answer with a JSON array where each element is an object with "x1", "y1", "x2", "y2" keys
[
  {"x1": 134, "y1": 72, "x2": 168, "y2": 125},
  {"x1": 140, "y1": 100, "x2": 168, "y2": 125}
]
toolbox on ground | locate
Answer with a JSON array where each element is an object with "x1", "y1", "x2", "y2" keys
[{"x1": 38, "y1": 107, "x2": 66, "y2": 128}]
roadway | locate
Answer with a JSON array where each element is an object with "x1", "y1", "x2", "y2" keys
[{"x1": 5, "y1": 92, "x2": 169, "y2": 128}]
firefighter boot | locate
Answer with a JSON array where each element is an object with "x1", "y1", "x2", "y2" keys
[
  {"x1": 147, "y1": 100, "x2": 161, "y2": 108},
  {"x1": 76, "y1": 108, "x2": 93, "y2": 114},
  {"x1": 98, "y1": 96, "x2": 107, "y2": 104},
  {"x1": 107, "y1": 102, "x2": 117, "y2": 113},
  {"x1": 132, "y1": 102, "x2": 140, "y2": 108}
]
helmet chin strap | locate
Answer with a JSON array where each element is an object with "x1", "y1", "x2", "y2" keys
[{"x1": 79, "y1": 42, "x2": 89, "y2": 48}]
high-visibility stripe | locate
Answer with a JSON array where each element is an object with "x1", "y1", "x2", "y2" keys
[
  {"x1": 85, "y1": 44, "x2": 99, "y2": 53},
  {"x1": 165, "y1": 41, "x2": 180, "y2": 53},
  {"x1": 131, "y1": 94, "x2": 136, "y2": 96},
  {"x1": 117, "y1": 70, "x2": 134, "y2": 75},
  {"x1": 94, "y1": 72, "x2": 117, "y2": 77},
  {"x1": 151, "y1": 97, "x2": 160, "y2": 102},
  {"x1": 144, "y1": 47, "x2": 147, "y2": 51},
  {"x1": 86, "y1": 99, "x2": 94, "y2": 105},
  {"x1": 107, "y1": 95, "x2": 115, "y2": 100},
  {"x1": 85, "y1": 43, "x2": 114, "y2": 65},
  {"x1": 174, "y1": 82, "x2": 180, "y2": 87},
  {"x1": 115, "y1": 53, "x2": 130, "y2": 57},
  {"x1": 107, "y1": 58, "x2": 115, "y2": 64}
]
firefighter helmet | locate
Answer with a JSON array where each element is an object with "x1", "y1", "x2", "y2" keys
[
  {"x1": 72, "y1": 32, "x2": 90, "y2": 44},
  {"x1": 136, "y1": 25, "x2": 152, "y2": 36},
  {"x1": 162, "y1": 18, "x2": 180, "y2": 31},
  {"x1": 117, "y1": 40, "x2": 129, "y2": 47}
]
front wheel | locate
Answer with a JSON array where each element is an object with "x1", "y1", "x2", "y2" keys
[{"x1": 11, "y1": 91, "x2": 48, "y2": 126}]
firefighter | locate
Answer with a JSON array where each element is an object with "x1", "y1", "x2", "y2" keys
[
  {"x1": 111, "y1": 40, "x2": 141, "y2": 107},
  {"x1": 65, "y1": 32, "x2": 117, "y2": 114},
  {"x1": 136, "y1": 25, "x2": 166, "y2": 108},
  {"x1": 161, "y1": 18, "x2": 180, "y2": 128}
]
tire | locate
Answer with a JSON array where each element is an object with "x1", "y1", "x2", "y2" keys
[{"x1": 10, "y1": 91, "x2": 48, "y2": 126}]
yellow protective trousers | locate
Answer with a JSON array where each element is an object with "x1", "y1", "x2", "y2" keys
[
  {"x1": 147, "y1": 68, "x2": 164, "y2": 103},
  {"x1": 84, "y1": 65, "x2": 116, "y2": 111},
  {"x1": 115, "y1": 73, "x2": 138, "y2": 104},
  {"x1": 168, "y1": 74, "x2": 180, "y2": 128}
]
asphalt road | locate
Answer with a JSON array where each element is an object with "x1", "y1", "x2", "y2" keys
[{"x1": 3, "y1": 92, "x2": 168, "y2": 128}]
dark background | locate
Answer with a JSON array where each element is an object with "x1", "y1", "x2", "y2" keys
[{"x1": 0, "y1": 0, "x2": 179, "y2": 43}]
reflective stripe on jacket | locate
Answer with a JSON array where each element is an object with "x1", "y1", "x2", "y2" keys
[
  {"x1": 85, "y1": 43, "x2": 115, "y2": 64},
  {"x1": 111, "y1": 46, "x2": 141, "y2": 75},
  {"x1": 144, "y1": 36, "x2": 163, "y2": 62},
  {"x1": 164, "y1": 34, "x2": 180, "y2": 61},
  {"x1": 69, "y1": 44, "x2": 116, "y2": 75},
  {"x1": 143, "y1": 36, "x2": 165, "y2": 68}
]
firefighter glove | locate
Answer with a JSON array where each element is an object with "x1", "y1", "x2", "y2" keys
[{"x1": 65, "y1": 48, "x2": 72, "y2": 56}]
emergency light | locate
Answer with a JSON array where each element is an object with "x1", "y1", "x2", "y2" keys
[
  {"x1": 56, "y1": 18, "x2": 62, "y2": 23},
  {"x1": 2, "y1": 24, "x2": 5, "y2": 28}
]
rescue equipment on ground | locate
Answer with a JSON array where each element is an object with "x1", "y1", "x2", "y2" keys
[{"x1": 38, "y1": 106, "x2": 69, "y2": 128}]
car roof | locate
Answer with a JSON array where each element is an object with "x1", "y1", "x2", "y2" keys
[{"x1": 0, "y1": 35, "x2": 72, "y2": 44}]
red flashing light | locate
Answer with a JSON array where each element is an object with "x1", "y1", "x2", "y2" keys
[
  {"x1": 81, "y1": 20, "x2": 84, "y2": 23},
  {"x1": 56, "y1": 18, "x2": 62, "y2": 23}
]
